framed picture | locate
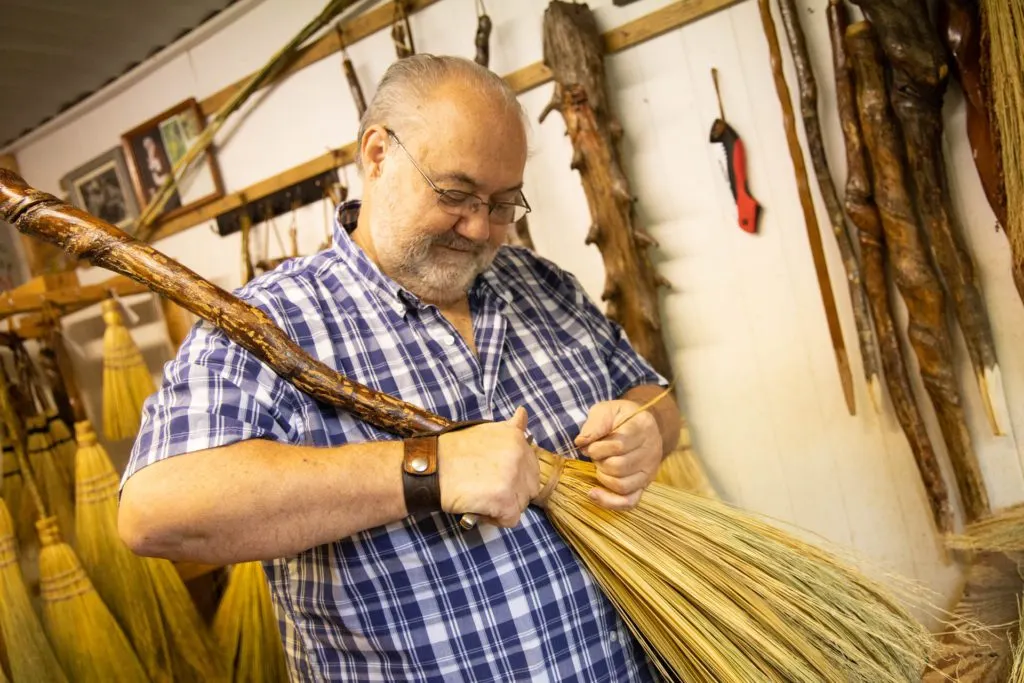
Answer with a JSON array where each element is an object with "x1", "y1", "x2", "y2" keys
[
  {"x1": 121, "y1": 97, "x2": 224, "y2": 224},
  {"x1": 60, "y1": 146, "x2": 140, "y2": 233}
]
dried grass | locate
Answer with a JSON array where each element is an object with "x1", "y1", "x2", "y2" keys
[
  {"x1": 537, "y1": 451, "x2": 934, "y2": 682},
  {"x1": 101, "y1": 299, "x2": 155, "y2": 441},
  {"x1": 947, "y1": 503, "x2": 1024, "y2": 554},
  {"x1": 213, "y1": 561, "x2": 289, "y2": 682}
]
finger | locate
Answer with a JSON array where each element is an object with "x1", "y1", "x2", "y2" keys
[
  {"x1": 593, "y1": 454, "x2": 634, "y2": 478},
  {"x1": 574, "y1": 405, "x2": 616, "y2": 448},
  {"x1": 582, "y1": 437, "x2": 626, "y2": 461},
  {"x1": 507, "y1": 405, "x2": 529, "y2": 432},
  {"x1": 595, "y1": 469, "x2": 650, "y2": 497},
  {"x1": 588, "y1": 486, "x2": 643, "y2": 511}
]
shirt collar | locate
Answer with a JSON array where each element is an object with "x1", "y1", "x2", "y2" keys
[{"x1": 331, "y1": 199, "x2": 514, "y2": 312}]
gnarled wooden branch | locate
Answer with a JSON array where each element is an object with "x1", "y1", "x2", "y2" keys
[
  {"x1": 778, "y1": 0, "x2": 882, "y2": 414},
  {"x1": 829, "y1": 0, "x2": 951, "y2": 533},
  {"x1": 540, "y1": 1, "x2": 672, "y2": 379},
  {"x1": 847, "y1": 21, "x2": 989, "y2": 523},
  {"x1": 852, "y1": 0, "x2": 1008, "y2": 437}
]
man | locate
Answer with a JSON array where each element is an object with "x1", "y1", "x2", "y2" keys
[{"x1": 120, "y1": 54, "x2": 681, "y2": 681}]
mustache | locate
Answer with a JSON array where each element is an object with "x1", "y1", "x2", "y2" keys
[{"x1": 431, "y1": 233, "x2": 485, "y2": 253}]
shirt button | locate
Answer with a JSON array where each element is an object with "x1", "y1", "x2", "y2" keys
[
  {"x1": 442, "y1": 334, "x2": 456, "y2": 346},
  {"x1": 609, "y1": 630, "x2": 619, "y2": 643}
]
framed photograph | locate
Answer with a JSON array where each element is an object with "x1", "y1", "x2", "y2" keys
[
  {"x1": 121, "y1": 97, "x2": 223, "y2": 224},
  {"x1": 60, "y1": 146, "x2": 140, "y2": 233}
]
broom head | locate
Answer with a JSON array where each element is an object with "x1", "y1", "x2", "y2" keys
[
  {"x1": 26, "y1": 415, "x2": 74, "y2": 546},
  {"x1": 101, "y1": 299, "x2": 156, "y2": 441},
  {"x1": 213, "y1": 561, "x2": 289, "y2": 682},
  {"x1": 947, "y1": 502, "x2": 1024, "y2": 554}
]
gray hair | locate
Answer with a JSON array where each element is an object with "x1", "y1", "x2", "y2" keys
[{"x1": 355, "y1": 54, "x2": 529, "y2": 172}]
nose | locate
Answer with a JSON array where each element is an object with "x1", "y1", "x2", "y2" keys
[{"x1": 455, "y1": 205, "x2": 492, "y2": 242}]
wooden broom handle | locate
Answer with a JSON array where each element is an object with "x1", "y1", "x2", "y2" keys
[{"x1": 0, "y1": 169, "x2": 449, "y2": 439}]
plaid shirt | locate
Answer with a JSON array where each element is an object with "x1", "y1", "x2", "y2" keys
[{"x1": 127, "y1": 201, "x2": 666, "y2": 682}]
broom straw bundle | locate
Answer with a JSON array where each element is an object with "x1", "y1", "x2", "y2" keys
[
  {"x1": 0, "y1": 497, "x2": 68, "y2": 682},
  {"x1": 213, "y1": 562, "x2": 290, "y2": 682},
  {"x1": 0, "y1": 375, "x2": 149, "y2": 683},
  {"x1": 101, "y1": 298, "x2": 156, "y2": 441},
  {"x1": 24, "y1": 415, "x2": 74, "y2": 546},
  {"x1": 0, "y1": 169, "x2": 938, "y2": 681},
  {"x1": 946, "y1": 502, "x2": 1024, "y2": 554},
  {"x1": 73, "y1": 419, "x2": 173, "y2": 682}
]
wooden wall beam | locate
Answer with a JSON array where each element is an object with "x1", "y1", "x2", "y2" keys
[{"x1": 142, "y1": 0, "x2": 740, "y2": 243}]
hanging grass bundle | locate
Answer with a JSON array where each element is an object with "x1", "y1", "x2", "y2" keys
[
  {"x1": 214, "y1": 561, "x2": 289, "y2": 683},
  {"x1": 0, "y1": 498, "x2": 67, "y2": 682},
  {"x1": 653, "y1": 426, "x2": 716, "y2": 498},
  {"x1": 45, "y1": 407, "x2": 76, "y2": 485},
  {"x1": 947, "y1": 502, "x2": 1024, "y2": 554},
  {"x1": 101, "y1": 298, "x2": 155, "y2": 441},
  {"x1": 25, "y1": 415, "x2": 74, "y2": 545},
  {"x1": 0, "y1": 169, "x2": 938, "y2": 682},
  {"x1": 74, "y1": 420, "x2": 172, "y2": 682}
]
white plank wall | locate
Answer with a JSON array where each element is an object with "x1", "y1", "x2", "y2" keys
[{"x1": 9, "y1": 0, "x2": 1024, "y2": 625}]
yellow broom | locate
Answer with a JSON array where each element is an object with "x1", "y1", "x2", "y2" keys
[
  {"x1": 0, "y1": 497, "x2": 68, "y2": 682},
  {"x1": 0, "y1": 377, "x2": 149, "y2": 683},
  {"x1": 45, "y1": 407, "x2": 77, "y2": 488},
  {"x1": 101, "y1": 298, "x2": 156, "y2": 441},
  {"x1": 213, "y1": 561, "x2": 289, "y2": 682},
  {"x1": 73, "y1": 419, "x2": 173, "y2": 682},
  {"x1": 653, "y1": 422, "x2": 717, "y2": 498},
  {"x1": 25, "y1": 415, "x2": 74, "y2": 546},
  {"x1": 947, "y1": 502, "x2": 1024, "y2": 554}
]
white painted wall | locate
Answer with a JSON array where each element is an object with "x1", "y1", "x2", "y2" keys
[{"x1": 9, "y1": 0, "x2": 1024, "y2": 624}]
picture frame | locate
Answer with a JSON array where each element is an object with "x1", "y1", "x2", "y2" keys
[
  {"x1": 60, "y1": 146, "x2": 140, "y2": 233},
  {"x1": 121, "y1": 97, "x2": 224, "y2": 224}
]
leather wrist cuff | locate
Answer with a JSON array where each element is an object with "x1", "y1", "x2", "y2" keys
[{"x1": 401, "y1": 419, "x2": 491, "y2": 516}]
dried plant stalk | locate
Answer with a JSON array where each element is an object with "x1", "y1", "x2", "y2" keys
[
  {"x1": 846, "y1": 21, "x2": 989, "y2": 523},
  {"x1": 777, "y1": 0, "x2": 882, "y2": 413},
  {"x1": 852, "y1": 0, "x2": 1009, "y2": 437},
  {"x1": 828, "y1": 0, "x2": 952, "y2": 534},
  {"x1": 947, "y1": 502, "x2": 1024, "y2": 553}
]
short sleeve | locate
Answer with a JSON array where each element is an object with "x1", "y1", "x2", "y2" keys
[{"x1": 122, "y1": 318, "x2": 303, "y2": 487}]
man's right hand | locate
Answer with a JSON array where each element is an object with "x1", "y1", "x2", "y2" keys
[{"x1": 438, "y1": 407, "x2": 539, "y2": 527}]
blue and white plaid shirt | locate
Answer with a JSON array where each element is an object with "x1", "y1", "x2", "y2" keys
[{"x1": 127, "y1": 201, "x2": 667, "y2": 682}]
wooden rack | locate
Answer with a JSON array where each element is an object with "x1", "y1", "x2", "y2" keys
[{"x1": 145, "y1": 0, "x2": 742, "y2": 244}]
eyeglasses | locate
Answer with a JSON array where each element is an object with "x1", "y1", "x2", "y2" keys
[{"x1": 385, "y1": 128, "x2": 531, "y2": 225}]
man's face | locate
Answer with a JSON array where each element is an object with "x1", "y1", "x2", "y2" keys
[{"x1": 364, "y1": 85, "x2": 528, "y2": 305}]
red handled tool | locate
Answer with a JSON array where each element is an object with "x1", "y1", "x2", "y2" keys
[{"x1": 709, "y1": 68, "x2": 762, "y2": 234}]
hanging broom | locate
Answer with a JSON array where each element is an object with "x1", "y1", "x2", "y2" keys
[
  {"x1": 0, "y1": 168, "x2": 938, "y2": 681},
  {"x1": 653, "y1": 422, "x2": 717, "y2": 498},
  {"x1": 74, "y1": 419, "x2": 173, "y2": 682},
  {"x1": 101, "y1": 297, "x2": 155, "y2": 441},
  {"x1": 947, "y1": 502, "x2": 1024, "y2": 554},
  {"x1": 0, "y1": 377, "x2": 149, "y2": 683},
  {"x1": 44, "y1": 315, "x2": 228, "y2": 683},
  {"x1": 25, "y1": 415, "x2": 74, "y2": 547},
  {"x1": 0, "y1": 497, "x2": 68, "y2": 682},
  {"x1": 214, "y1": 562, "x2": 289, "y2": 682},
  {"x1": 45, "y1": 407, "x2": 76, "y2": 486}
]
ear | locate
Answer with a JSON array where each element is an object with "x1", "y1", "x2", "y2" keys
[{"x1": 360, "y1": 126, "x2": 390, "y2": 179}]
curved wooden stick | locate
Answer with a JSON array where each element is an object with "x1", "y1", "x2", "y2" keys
[{"x1": 0, "y1": 169, "x2": 446, "y2": 440}]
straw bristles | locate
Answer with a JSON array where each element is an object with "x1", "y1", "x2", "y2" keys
[
  {"x1": 145, "y1": 559, "x2": 230, "y2": 682},
  {"x1": 214, "y1": 561, "x2": 289, "y2": 682},
  {"x1": 45, "y1": 408, "x2": 77, "y2": 487},
  {"x1": 1, "y1": 442, "x2": 32, "y2": 549},
  {"x1": 0, "y1": 499, "x2": 68, "y2": 682},
  {"x1": 536, "y1": 451, "x2": 934, "y2": 682},
  {"x1": 653, "y1": 426, "x2": 717, "y2": 498},
  {"x1": 74, "y1": 420, "x2": 173, "y2": 682},
  {"x1": 26, "y1": 416, "x2": 74, "y2": 545},
  {"x1": 947, "y1": 502, "x2": 1024, "y2": 554},
  {"x1": 101, "y1": 299, "x2": 155, "y2": 441},
  {"x1": 1012, "y1": 601, "x2": 1024, "y2": 683},
  {"x1": 36, "y1": 515, "x2": 149, "y2": 682}
]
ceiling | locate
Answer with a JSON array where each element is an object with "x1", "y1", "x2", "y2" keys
[{"x1": 0, "y1": 0, "x2": 240, "y2": 148}]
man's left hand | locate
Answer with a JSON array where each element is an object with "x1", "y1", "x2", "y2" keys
[{"x1": 573, "y1": 400, "x2": 662, "y2": 510}]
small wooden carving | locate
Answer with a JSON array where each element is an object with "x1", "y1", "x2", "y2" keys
[
  {"x1": 474, "y1": 1, "x2": 492, "y2": 68},
  {"x1": 539, "y1": 1, "x2": 672, "y2": 379},
  {"x1": 829, "y1": 0, "x2": 951, "y2": 533},
  {"x1": 777, "y1": 0, "x2": 882, "y2": 413},
  {"x1": 852, "y1": 0, "x2": 1007, "y2": 437},
  {"x1": 847, "y1": 21, "x2": 989, "y2": 523}
]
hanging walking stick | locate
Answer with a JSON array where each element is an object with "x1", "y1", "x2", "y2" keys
[
  {"x1": 337, "y1": 26, "x2": 367, "y2": 118},
  {"x1": 827, "y1": 0, "x2": 951, "y2": 534},
  {"x1": 474, "y1": 0, "x2": 492, "y2": 67},
  {"x1": 758, "y1": 0, "x2": 856, "y2": 415},
  {"x1": 851, "y1": 0, "x2": 1010, "y2": 437},
  {"x1": 391, "y1": 0, "x2": 415, "y2": 59},
  {"x1": 0, "y1": 167, "x2": 936, "y2": 683}
]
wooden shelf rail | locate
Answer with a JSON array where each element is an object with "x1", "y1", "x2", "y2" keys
[{"x1": 146, "y1": 0, "x2": 742, "y2": 244}]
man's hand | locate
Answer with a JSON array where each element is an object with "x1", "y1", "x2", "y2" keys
[
  {"x1": 574, "y1": 400, "x2": 662, "y2": 510},
  {"x1": 438, "y1": 407, "x2": 539, "y2": 527}
]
